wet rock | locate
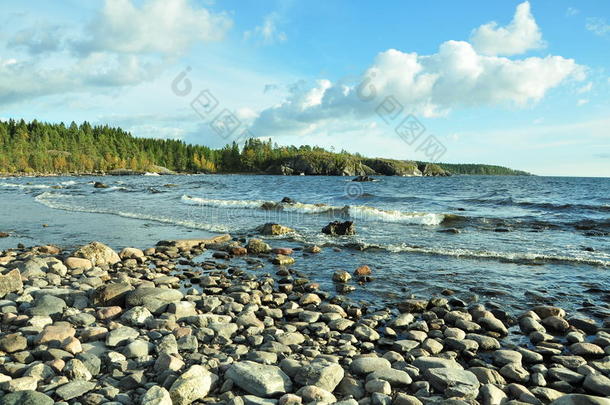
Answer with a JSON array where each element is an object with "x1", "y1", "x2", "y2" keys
[
  {"x1": 93, "y1": 181, "x2": 108, "y2": 188},
  {"x1": 259, "y1": 223, "x2": 294, "y2": 235},
  {"x1": 247, "y1": 239, "x2": 272, "y2": 254},
  {"x1": 322, "y1": 221, "x2": 355, "y2": 236},
  {"x1": 332, "y1": 270, "x2": 352, "y2": 283}
]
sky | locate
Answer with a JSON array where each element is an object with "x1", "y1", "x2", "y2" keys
[{"x1": 0, "y1": 0, "x2": 609, "y2": 176}]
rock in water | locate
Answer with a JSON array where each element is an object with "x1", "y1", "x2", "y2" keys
[
  {"x1": 352, "y1": 175, "x2": 374, "y2": 182},
  {"x1": 258, "y1": 223, "x2": 294, "y2": 235},
  {"x1": 0, "y1": 232, "x2": 9, "y2": 238},
  {"x1": 169, "y1": 365, "x2": 217, "y2": 405},
  {"x1": 247, "y1": 238, "x2": 272, "y2": 254},
  {"x1": 72, "y1": 241, "x2": 120, "y2": 266},
  {"x1": 322, "y1": 221, "x2": 355, "y2": 236},
  {"x1": 226, "y1": 361, "x2": 293, "y2": 397},
  {"x1": 93, "y1": 181, "x2": 108, "y2": 188},
  {"x1": 0, "y1": 269, "x2": 23, "y2": 297}
]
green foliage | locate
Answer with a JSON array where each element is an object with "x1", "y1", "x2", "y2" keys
[
  {"x1": 0, "y1": 119, "x2": 530, "y2": 176},
  {"x1": 435, "y1": 162, "x2": 531, "y2": 176}
]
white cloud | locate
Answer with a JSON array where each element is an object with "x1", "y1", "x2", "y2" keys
[
  {"x1": 244, "y1": 12, "x2": 287, "y2": 45},
  {"x1": 251, "y1": 42, "x2": 583, "y2": 136},
  {"x1": 470, "y1": 1, "x2": 545, "y2": 56},
  {"x1": 566, "y1": 7, "x2": 579, "y2": 17},
  {"x1": 577, "y1": 82, "x2": 593, "y2": 93},
  {"x1": 8, "y1": 25, "x2": 64, "y2": 55},
  {"x1": 75, "y1": 0, "x2": 232, "y2": 56},
  {"x1": 577, "y1": 99, "x2": 589, "y2": 106},
  {"x1": 586, "y1": 17, "x2": 610, "y2": 37}
]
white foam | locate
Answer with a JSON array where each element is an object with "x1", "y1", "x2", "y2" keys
[
  {"x1": 35, "y1": 192, "x2": 228, "y2": 233},
  {"x1": 181, "y1": 195, "x2": 444, "y2": 225},
  {"x1": 381, "y1": 243, "x2": 610, "y2": 267},
  {"x1": 144, "y1": 172, "x2": 160, "y2": 176},
  {"x1": 0, "y1": 182, "x2": 52, "y2": 189}
]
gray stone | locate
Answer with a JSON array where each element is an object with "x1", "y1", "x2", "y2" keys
[
  {"x1": 126, "y1": 287, "x2": 184, "y2": 314},
  {"x1": 425, "y1": 368, "x2": 480, "y2": 399},
  {"x1": 549, "y1": 394, "x2": 610, "y2": 405},
  {"x1": 226, "y1": 361, "x2": 292, "y2": 398},
  {"x1": 0, "y1": 269, "x2": 23, "y2": 297},
  {"x1": 106, "y1": 326, "x2": 139, "y2": 346},
  {"x1": 0, "y1": 391, "x2": 54, "y2": 405},
  {"x1": 584, "y1": 373, "x2": 610, "y2": 396},
  {"x1": 413, "y1": 356, "x2": 463, "y2": 372},
  {"x1": 141, "y1": 386, "x2": 173, "y2": 405},
  {"x1": 55, "y1": 380, "x2": 96, "y2": 401},
  {"x1": 367, "y1": 369, "x2": 413, "y2": 387},
  {"x1": 350, "y1": 357, "x2": 391, "y2": 375},
  {"x1": 169, "y1": 365, "x2": 217, "y2": 405},
  {"x1": 294, "y1": 358, "x2": 344, "y2": 391}
]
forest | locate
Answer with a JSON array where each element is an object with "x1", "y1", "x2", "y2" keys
[{"x1": 0, "y1": 119, "x2": 529, "y2": 176}]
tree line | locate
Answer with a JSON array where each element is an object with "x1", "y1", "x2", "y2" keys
[{"x1": 0, "y1": 119, "x2": 528, "y2": 176}]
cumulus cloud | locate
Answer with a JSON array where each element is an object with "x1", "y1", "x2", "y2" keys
[
  {"x1": 249, "y1": 2, "x2": 583, "y2": 137},
  {"x1": 8, "y1": 25, "x2": 64, "y2": 55},
  {"x1": 470, "y1": 1, "x2": 545, "y2": 56},
  {"x1": 577, "y1": 82, "x2": 593, "y2": 94},
  {"x1": 75, "y1": 0, "x2": 232, "y2": 56},
  {"x1": 251, "y1": 42, "x2": 583, "y2": 136},
  {"x1": 244, "y1": 12, "x2": 287, "y2": 45},
  {"x1": 0, "y1": 53, "x2": 157, "y2": 105},
  {"x1": 586, "y1": 17, "x2": 610, "y2": 37}
]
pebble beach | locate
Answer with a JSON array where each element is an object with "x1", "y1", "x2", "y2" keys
[{"x1": 0, "y1": 235, "x2": 609, "y2": 405}]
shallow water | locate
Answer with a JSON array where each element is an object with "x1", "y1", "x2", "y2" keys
[{"x1": 1, "y1": 174, "x2": 609, "y2": 315}]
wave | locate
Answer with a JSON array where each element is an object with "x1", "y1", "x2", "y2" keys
[
  {"x1": 181, "y1": 195, "x2": 448, "y2": 225},
  {"x1": 35, "y1": 192, "x2": 229, "y2": 232},
  {"x1": 463, "y1": 196, "x2": 610, "y2": 213},
  {"x1": 0, "y1": 182, "x2": 53, "y2": 190},
  {"x1": 352, "y1": 242, "x2": 610, "y2": 268}
]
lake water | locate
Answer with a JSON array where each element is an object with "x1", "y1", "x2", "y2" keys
[{"x1": 1, "y1": 174, "x2": 609, "y2": 316}]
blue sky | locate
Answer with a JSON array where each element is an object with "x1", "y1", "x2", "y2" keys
[{"x1": 1, "y1": 0, "x2": 609, "y2": 176}]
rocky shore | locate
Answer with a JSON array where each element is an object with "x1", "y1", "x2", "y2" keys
[{"x1": 0, "y1": 236, "x2": 609, "y2": 405}]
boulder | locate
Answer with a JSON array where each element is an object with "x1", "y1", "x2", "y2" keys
[
  {"x1": 226, "y1": 361, "x2": 292, "y2": 397},
  {"x1": 0, "y1": 269, "x2": 23, "y2": 297},
  {"x1": 1, "y1": 391, "x2": 54, "y2": 405},
  {"x1": 322, "y1": 221, "x2": 355, "y2": 236},
  {"x1": 425, "y1": 368, "x2": 480, "y2": 399},
  {"x1": 169, "y1": 365, "x2": 217, "y2": 405},
  {"x1": 125, "y1": 287, "x2": 184, "y2": 314},
  {"x1": 247, "y1": 239, "x2": 272, "y2": 254},
  {"x1": 72, "y1": 241, "x2": 120, "y2": 266},
  {"x1": 258, "y1": 223, "x2": 294, "y2": 235},
  {"x1": 294, "y1": 358, "x2": 345, "y2": 392}
]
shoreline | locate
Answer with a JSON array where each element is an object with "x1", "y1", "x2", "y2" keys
[{"x1": 0, "y1": 237, "x2": 609, "y2": 403}]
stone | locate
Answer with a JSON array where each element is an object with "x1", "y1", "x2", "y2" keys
[
  {"x1": 273, "y1": 255, "x2": 295, "y2": 266},
  {"x1": 73, "y1": 241, "x2": 120, "y2": 266},
  {"x1": 584, "y1": 373, "x2": 610, "y2": 396},
  {"x1": 1, "y1": 377, "x2": 38, "y2": 392},
  {"x1": 571, "y1": 343, "x2": 605, "y2": 357},
  {"x1": 500, "y1": 363, "x2": 530, "y2": 383},
  {"x1": 169, "y1": 365, "x2": 218, "y2": 405},
  {"x1": 354, "y1": 265, "x2": 371, "y2": 276},
  {"x1": 350, "y1": 357, "x2": 391, "y2": 375},
  {"x1": 121, "y1": 306, "x2": 154, "y2": 326},
  {"x1": 295, "y1": 385, "x2": 336, "y2": 404},
  {"x1": 533, "y1": 306, "x2": 566, "y2": 319},
  {"x1": 321, "y1": 220, "x2": 355, "y2": 236},
  {"x1": 36, "y1": 323, "x2": 76, "y2": 344},
  {"x1": 0, "y1": 333, "x2": 27, "y2": 353},
  {"x1": 413, "y1": 357, "x2": 463, "y2": 372},
  {"x1": 493, "y1": 350, "x2": 523, "y2": 366},
  {"x1": 141, "y1": 386, "x2": 173, "y2": 405},
  {"x1": 106, "y1": 326, "x2": 139, "y2": 346},
  {"x1": 119, "y1": 247, "x2": 144, "y2": 260},
  {"x1": 398, "y1": 299, "x2": 428, "y2": 313},
  {"x1": 425, "y1": 368, "x2": 480, "y2": 399},
  {"x1": 393, "y1": 393, "x2": 423, "y2": 405},
  {"x1": 247, "y1": 239, "x2": 272, "y2": 254},
  {"x1": 126, "y1": 287, "x2": 184, "y2": 314},
  {"x1": 549, "y1": 394, "x2": 610, "y2": 405},
  {"x1": 64, "y1": 358, "x2": 93, "y2": 381},
  {"x1": 480, "y1": 383, "x2": 507, "y2": 405},
  {"x1": 259, "y1": 223, "x2": 294, "y2": 235},
  {"x1": 64, "y1": 257, "x2": 92, "y2": 270},
  {"x1": 124, "y1": 339, "x2": 150, "y2": 358},
  {"x1": 294, "y1": 358, "x2": 345, "y2": 391},
  {"x1": 332, "y1": 270, "x2": 352, "y2": 283},
  {"x1": 367, "y1": 369, "x2": 413, "y2": 387},
  {"x1": 0, "y1": 269, "x2": 23, "y2": 297},
  {"x1": 28, "y1": 294, "x2": 66, "y2": 318},
  {"x1": 0, "y1": 391, "x2": 54, "y2": 405},
  {"x1": 55, "y1": 380, "x2": 96, "y2": 401},
  {"x1": 226, "y1": 361, "x2": 292, "y2": 398},
  {"x1": 92, "y1": 282, "x2": 133, "y2": 306}
]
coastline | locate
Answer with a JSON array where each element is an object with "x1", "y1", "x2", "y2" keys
[{"x1": 0, "y1": 236, "x2": 608, "y2": 403}]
